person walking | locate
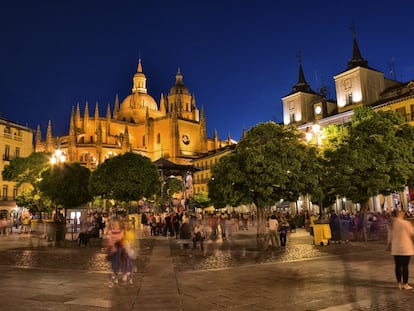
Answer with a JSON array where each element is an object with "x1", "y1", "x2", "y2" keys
[
  {"x1": 387, "y1": 210, "x2": 414, "y2": 290},
  {"x1": 105, "y1": 217, "x2": 124, "y2": 287},
  {"x1": 279, "y1": 216, "x2": 290, "y2": 247},
  {"x1": 267, "y1": 212, "x2": 279, "y2": 249},
  {"x1": 192, "y1": 221, "x2": 205, "y2": 251},
  {"x1": 122, "y1": 220, "x2": 138, "y2": 284}
]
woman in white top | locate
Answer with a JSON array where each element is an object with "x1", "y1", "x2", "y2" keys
[{"x1": 387, "y1": 210, "x2": 414, "y2": 290}]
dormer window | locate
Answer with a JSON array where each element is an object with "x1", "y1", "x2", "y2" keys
[{"x1": 346, "y1": 93, "x2": 353, "y2": 106}]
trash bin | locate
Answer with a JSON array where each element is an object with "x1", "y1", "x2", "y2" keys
[
  {"x1": 44, "y1": 220, "x2": 55, "y2": 241},
  {"x1": 55, "y1": 221, "x2": 66, "y2": 242},
  {"x1": 313, "y1": 223, "x2": 331, "y2": 246}
]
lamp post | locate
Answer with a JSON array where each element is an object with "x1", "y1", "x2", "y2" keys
[
  {"x1": 50, "y1": 149, "x2": 66, "y2": 165},
  {"x1": 50, "y1": 149, "x2": 66, "y2": 220},
  {"x1": 305, "y1": 123, "x2": 325, "y2": 217},
  {"x1": 49, "y1": 149, "x2": 66, "y2": 243}
]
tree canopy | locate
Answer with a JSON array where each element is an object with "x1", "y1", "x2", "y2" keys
[
  {"x1": 323, "y1": 107, "x2": 414, "y2": 209},
  {"x1": 208, "y1": 122, "x2": 319, "y2": 249},
  {"x1": 89, "y1": 152, "x2": 160, "y2": 203},
  {"x1": 209, "y1": 121, "x2": 319, "y2": 209},
  {"x1": 2, "y1": 152, "x2": 51, "y2": 189},
  {"x1": 39, "y1": 162, "x2": 91, "y2": 208}
]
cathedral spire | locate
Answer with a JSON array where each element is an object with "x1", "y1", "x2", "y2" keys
[
  {"x1": 292, "y1": 52, "x2": 314, "y2": 93},
  {"x1": 70, "y1": 106, "x2": 75, "y2": 134},
  {"x1": 68, "y1": 107, "x2": 76, "y2": 162},
  {"x1": 35, "y1": 124, "x2": 42, "y2": 152},
  {"x1": 113, "y1": 94, "x2": 119, "y2": 119},
  {"x1": 132, "y1": 58, "x2": 147, "y2": 94},
  {"x1": 214, "y1": 129, "x2": 219, "y2": 149},
  {"x1": 122, "y1": 125, "x2": 130, "y2": 152},
  {"x1": 46, "y1": 120, "x2": 53, "y2": 152},
  {"x1": 347, "y1": 29, "x2": 369, "y2": 69},
  {"x1": 160, "y1": 93, "x2": 166, "y2": 114},
  {"x1": 75, "y1": 102, "x2": 81, "y2": 128},
  {"x1": 227, "y1": 132, "x2": 232, "y2": 145},
  {"x1": 106, "y1": 103, "x2": 111, "y2": 120},
  {"x1": 94, "y1": 101, "x2": 99, "y2": 120},
  {"x1": 169, "y1": 67, "x2": 189, "y2": 95},
  {"x1": 84, "y1": 101, "x2": 90, "y2": 119}
]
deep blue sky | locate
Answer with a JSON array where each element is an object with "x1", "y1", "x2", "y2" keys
[{"x1": 2, "y1": 1, "x2": 414, "y2": 141}]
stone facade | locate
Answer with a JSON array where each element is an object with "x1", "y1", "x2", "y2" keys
[{"x1": 35, "y1": 60, "x2": 234, "y2": 170}]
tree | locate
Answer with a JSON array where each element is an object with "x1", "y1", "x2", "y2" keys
[
  {"x1": 2, "y1": 152, "x2": 51, "y2": 188},
  {"x1": 2, "y1": 152, "x2": 51, "y2": 215},
  {"x1": 39, "y1": 162, "x2": 91, "y2": 210},
  {"x1": 163, "y1": 177, "x2": 182, "y2": 209},
  {"x1": 192, "y1": 191, "x2": 210, "y2": 209},
  {"x1": 323, "y1": 107, "x2": 414, "y2": 211},
  {"x1": 89, "y1": 152, "x2": 160, "y2": 205},
  {"x1": 208, "y1": 122, "x2": 319, "y2": 249}
]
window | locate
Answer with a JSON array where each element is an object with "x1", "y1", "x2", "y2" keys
[
  {"x1": 396, "y1": 107, "x2": 407, "y2": 121},
  {"x1": 4, "y1": 145, "x2": 10, "y2": 160},
  {"x1": 15, "y1": 147, "x2": 20, "y2": 159},
  {"x1": 13, "y1": 187, "x2": 17, "y2": 200},
  {"x1": 410, "y1": 104, "x2": 414, "y2": 121},
  {"x1": 157, "y1": 133, "x2": 161, "y2": 144},
  {"x1": 142, "y1": 135, "x2": 145, "y2": 146},
  {"x1": 346, "y1": 93, "x2": 353, "y2": 106},
  {"x1": 2, "y1": 185, "x2": 8, "y2": 200}
]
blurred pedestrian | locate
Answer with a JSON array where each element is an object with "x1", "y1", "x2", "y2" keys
[
  {"x1": 122, "y1": 220, "x2": 138, "y2": 284},
  {"x1": 387, "y1": 210, "x2": 414, "y2": 290},
  {"x1": 105, "y1": 217, "x2": 124, "y2": 287},
  {"x1": 220, "y1": 213, "x2": 227, "y2": 240},
  {"x1": 278, "y1": 216, "x2": 290, "y2": 247},
  {"x1": 267, "y1": 212, "x2": 279, "y2": 248},
  {"x1": 192, "y1": 221, "x2": 205, "y2": 251},
  {"x1": 225, "y1": 215, "x2": 233, "y2": 239}
]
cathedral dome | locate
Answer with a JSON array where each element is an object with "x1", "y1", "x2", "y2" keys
[
  {"x1": 169, "y1": 68, "x2": 189, "y2": 95},
  {"x1": 117, "y1": 92, "x2": 158, "y2": 123}
]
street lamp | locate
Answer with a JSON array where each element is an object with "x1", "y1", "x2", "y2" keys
[
  {"x1": 50, "y1": 149, "x2": 66, "y2": 222},
  {"x1": 50, "y1": 149, "x2": 66, "y2": 165},
  {"x1": 304, "y1": 123, "x2": 325, "y2": 217},
  {"x1": 305, "y1": 123, "x2": 324, "y2": 147}
]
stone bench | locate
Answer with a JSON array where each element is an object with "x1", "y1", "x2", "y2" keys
[{"x1": 175, "y1": 239, "x2": 192, "y2": 249}]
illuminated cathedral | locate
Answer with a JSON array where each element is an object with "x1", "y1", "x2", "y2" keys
[{"x1": 35, "y1": 60, "x2": 234, "y2": 169}]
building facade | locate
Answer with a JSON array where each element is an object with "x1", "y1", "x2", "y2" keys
[
  {"x1": 0, "y1": 118, "x2": 33, "y2": 217},
  {"x1": 35, "y1": 60, "x2": 234, "y2": 170},
  {"x1": 283, "y1": 34, "x2": 414, "y2": 130},
  {"x1": 192, "y1": 144, "x2": 236, "y2": 195},
  {"x1": 282, "y1": 33, "x2": 414, "y2": 213}
]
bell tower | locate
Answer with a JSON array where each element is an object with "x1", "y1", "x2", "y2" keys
[{"x1": 334, "y1": 26, "x2": 385, "y2": 112}]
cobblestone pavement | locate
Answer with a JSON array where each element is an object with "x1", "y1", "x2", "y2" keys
[
  {"x1": 1, "y1": 228, "x2": 414, "y2": 310},
  {"x1": 0, "y1": 229, "x2": 383, "y2": 273}
]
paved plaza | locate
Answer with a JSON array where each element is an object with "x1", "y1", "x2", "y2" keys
[{"x1": 0, "y1": 226, "x2": 413, "y2": 310}]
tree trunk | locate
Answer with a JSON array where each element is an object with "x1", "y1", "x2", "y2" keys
[
  {"x1": 359, "y1": 201, "x2": 369, "y2": 242},
  {"x1": 256, "y1": 206, "x2": 268, "y2": 250}
]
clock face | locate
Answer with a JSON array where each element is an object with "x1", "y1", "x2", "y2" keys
[
  {"x1": 315, "y1": 106, "x2": 322, "y2": 115},
  {"x1": 182, "y1": 134, "x2": 190, "y2": 145}
]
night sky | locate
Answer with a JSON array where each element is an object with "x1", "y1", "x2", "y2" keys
[{"x1": 2, "y1": 0, "x2": 414, "y2": 141}]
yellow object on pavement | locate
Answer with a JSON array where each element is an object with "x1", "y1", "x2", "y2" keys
[{"x1": 313, "y1": 223, "x2": 331, "y2": 246}]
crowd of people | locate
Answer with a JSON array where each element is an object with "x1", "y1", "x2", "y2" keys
[{"x1": 139, "y1": 211, "x2": 256, "y2": 245}]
